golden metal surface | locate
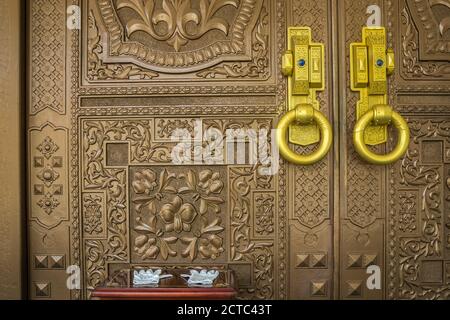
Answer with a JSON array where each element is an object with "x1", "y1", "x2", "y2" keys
[
  {"x1": 24, "y1": 0, "x2": 450, "y2": 300},
  {"x1": 283, "y1": 27, "x2": 326, "y2": 146},
  {"x1": 278, "y1": 26, "x2": 332, "y2": 165},
  {"x1": 350, "y1": 26, "x2": 410, "y2": 164},
  {"x1": 277, "y1": 104, "x2": 332, "y2": 165},
  {"x1": 353, "y1": 105, "x2": 410, "y2": 165},
  {"x1": 350, "y1": 27, "x2": 389, "y2": 145}
]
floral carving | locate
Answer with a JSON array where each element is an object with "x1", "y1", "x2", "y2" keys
[
  {"x1": 196, "y1": 6, "x2": 269, "y2": 79},
  {"x1": 37, "y1": 136, "x2": 59, "y2": 159},
  {"x1": 81, "y1": 117, "x2": 277, "y2": 299},
  {"x1": 83, "y1": 195, "x2": 104, "y2": 235},
  {"x1": 181, "y1": 217, "x2": 225, "y2": 260},
  {"x1": 116, "y1": 0, "x2": 239, "y2": 52},
  {"x1": 254, "y1": 193, "x2": 275, "y2": 236},
  {"x1": 83, "y1": 120, "x2": 171, "y2": 190},
  {"x1": 87, "y1": 11, "x2": 158, "y2": 81},
  {"x1": 131, "y1": 167, "x2": 226, "y2": 262},
  {"x1": 229, "y1": 166, "x2": 274, "y2": 299},
  {"x1": 156, "y1": 119, "x2": 196, "y2": 139},
  {"x1": 37, "y1": 193, "x2": 60, "y2": 215},
  {"x1": 196, "y1": 169, "x2": 225, "y2": 214},
  {"x1": 160, "y1": 196, "x2": 198, "y2": 233},
  {"x1": 134, "y1": 217, "x2": 178, "y2": 260},
  {"x1": 132, "y1": 169, "x2": 158, "y2": 194},
  {"x1": 398, "y1": 192, "x2": 417, "y2": 233},
  {"x1": 93, "y1": 0, "x2": 264, "y2": 74},
  {"x1": 393, "y1": 119, "x2": 450, "y2": 299},
  {"x1": 401, "y1": 3, "x2": 450, "y2": 78}
]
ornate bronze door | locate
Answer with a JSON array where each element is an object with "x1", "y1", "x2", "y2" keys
[{"x1": 25, "y1": 0, "x2": 450, "y2": 300}]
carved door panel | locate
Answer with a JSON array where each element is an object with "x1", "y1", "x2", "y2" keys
[
  {"x1": 27, "y1": 0, "x2": 295, "y2": 300},
  {"x1": 338, "y1": 0, "x2": 450, "y2": 299},
  {"x1": 26, "y1": 0, "x2": 450, "y2": 300}
]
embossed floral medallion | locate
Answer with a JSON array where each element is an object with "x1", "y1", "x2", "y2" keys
[{"x1": 130, "y1": 166, "x2": 228, "y2": 263}]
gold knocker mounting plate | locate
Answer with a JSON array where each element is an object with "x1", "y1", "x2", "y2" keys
[
  {"x1": 350, "y1": 27, "x2": 395, "y2": 146},
  {"x1": 282, "y1": 27, "x2": 324, "y2": 146}
]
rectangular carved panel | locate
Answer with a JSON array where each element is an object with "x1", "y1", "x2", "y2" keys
[
  {"x1": 29, "y1": 123, "x2": 69, "y2": 229},
  {"x1": 388, "y1": 118, "x2": 450, "y2": 299},
  {"x1": 83, "y1": 0, "x2": 274, "y2": 86},
  {"x1": 80, "y1": 116, "x2": 279, "y2": 299},
  {"x1": 28, "y1": 0, "x2": 72, "y2": 300}
]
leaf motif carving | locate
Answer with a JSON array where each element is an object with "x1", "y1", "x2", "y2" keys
[
  {"x1": 131, "y1": 167, "x2": 226, "y2": 262},
  {"x1": 116, "y1": 0, "x2": 239, "y2": 51},
  {"x1": 87, "y1": 11, "x2": 159, "y2": 80}
]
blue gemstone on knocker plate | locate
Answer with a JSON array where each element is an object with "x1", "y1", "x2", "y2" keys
[
  {"x1": 376, "y1": 59, "x2": 384, "y2": 67},
  {"x1": 298, "y1": 59, "x2": 306, "y2": 67}
]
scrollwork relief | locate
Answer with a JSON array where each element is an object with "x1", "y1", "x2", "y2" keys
[
  {"x1": 400, "y1": 1, "x2": 450, "y2": 79},
  {"x1": 398, "y1": 192, "x2": 418, "y2": 234},
  {"x1": 430, "y1": 0, "x2": 450, "y2": 37},
  {"x1": 254, "y1": 193, "x2": 275, "y2": 236},
  {"x1": 82, "y1": 118, "x2": 174, "y2": 297},
  {"x1": 61, "y1": 0, "x2": 286, "y2": 301},
  {"x1": 83, "y1": 194, "x2": 104, "y2": 236},
  {"x1": 229, "y1": 166, "x2": 274, "y2": 299},
  {"x1": 390, "y1": 119, "x2": 450, "y2": 299},
  {"x1": 81, "y1": 116, "x2": 276, "y2": 299},
  {"x1": 88, "y1": 11, "x2": 159, "y2": 81}
]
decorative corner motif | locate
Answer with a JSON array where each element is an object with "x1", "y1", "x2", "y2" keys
[
  {"x1": 196, "y1": 6, "x2": 270, "y2": 79},
  {"x1": 88, "y1": 11, "x2": 159, "y2": 81},
  {"x1": 400, "y1": 1, "x2": 450, "y2": 79}
]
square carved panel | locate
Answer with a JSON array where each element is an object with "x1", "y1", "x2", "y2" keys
[
  {"x1": 130, "y1": 166, "x2": 228, "y2": 263},
  {"x1": 80, "y1": 115, "x2": 278, "y2": 299}
]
